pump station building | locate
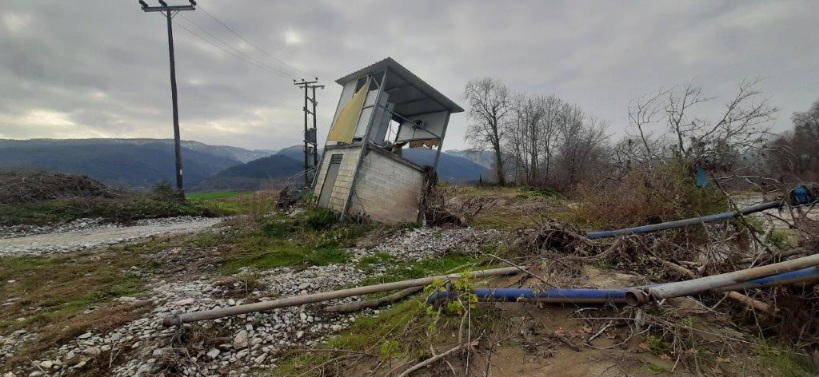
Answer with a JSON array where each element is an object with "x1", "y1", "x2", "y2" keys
[{"x1": 312, "y1": 58, "x2": 464, "y2": 224}]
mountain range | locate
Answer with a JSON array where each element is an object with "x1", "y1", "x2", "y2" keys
[{"x1": 0, "y1": 139, "x2": 490, "y2": 191}]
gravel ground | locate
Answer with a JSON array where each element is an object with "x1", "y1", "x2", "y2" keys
[
  {"x1": 1, "y1": 226, "x2": 506, "y2": 377},
  {"x1": 0, "y1": 217, "x2": 224, "y2": 257}
]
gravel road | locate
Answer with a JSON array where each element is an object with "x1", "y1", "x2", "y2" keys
[{"x1": 0, "y1": 217, "x2": 224, "y2": 257}]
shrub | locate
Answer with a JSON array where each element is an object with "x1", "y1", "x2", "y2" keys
[
  {"x1": 571, "y1": 163, "x2": 727, "y2": 229},
  {"x1": 306, "y1": 207, "x2": 339, "y2": 231}
]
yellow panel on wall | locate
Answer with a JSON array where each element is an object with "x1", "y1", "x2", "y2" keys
[{"x1": 327, "y1": 80, "x2": 370, "y2": 144}]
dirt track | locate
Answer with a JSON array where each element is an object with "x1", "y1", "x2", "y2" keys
[{"x1": 0, "y1": 217, "x2": 223, "y2": 256}]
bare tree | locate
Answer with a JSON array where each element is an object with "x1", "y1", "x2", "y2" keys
[
  {"x1": 464, "y1": 78, "x2": 513, "y2": 185},
  {"x1": 627, "y1": 79, "x2": 777, "y2": 169},
  {"x1": 536, "y1": 96, "x2": 563, "y2": 185},
  {"x1": 767, "y1": 97, "x2": 819, "y2": 182},
  {"x1": 507, "y1": 93, "x2": 548, "y2": 185},
  {"x1": 553, "y1": 107, "x2": 609, "y2": 187}
]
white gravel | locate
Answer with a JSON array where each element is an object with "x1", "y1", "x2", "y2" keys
[
  {"x1": 1, "y1": 226, "x2": 507, "y2": 377},
  {"x1": 0, "y1": 217, "x2": 224, "y2": 256}
]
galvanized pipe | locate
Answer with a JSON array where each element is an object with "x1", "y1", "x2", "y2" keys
[
  {"x1": 714, "y1": 266, "x2": 819, "y2": 291},
  {"x1": 427, "y1": 257, "x2": 819, "y2": 307},
  {"x1": 585, "y1": 200, "x2": 783, "y2": 239},
  {"x1": 628, "y1": 253, "x2": 819, "y2": 304},
  {"x1": 162, "y1": 266, "x2": 524, "y2": 326}
]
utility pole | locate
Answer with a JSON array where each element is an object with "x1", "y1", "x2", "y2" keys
[
  {"x1": 139, "y1": 0, "x2": 196, "y2": 200},
  {"x1": 294, "y1": 78, "x2": 324, "y2": 188}
]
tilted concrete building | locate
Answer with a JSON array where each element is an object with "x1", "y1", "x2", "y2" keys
[{"x1": 313, "y1": 58, "x2": 463, "y2": 224}]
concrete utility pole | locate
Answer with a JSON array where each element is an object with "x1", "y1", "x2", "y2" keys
[
  {"x1": 139, "y1": 0, "x2": 196, "y2": 200},
  {"x1": 294, "y1": 78, "x2": 324, "y2": 187}
]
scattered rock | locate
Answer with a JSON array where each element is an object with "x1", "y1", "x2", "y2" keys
[{"x1": 233, "y1": 330, "x2": 249, "y2": 349}]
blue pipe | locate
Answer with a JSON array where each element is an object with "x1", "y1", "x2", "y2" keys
[
  {"x1": 585, "y1": 201, "x2": 783, "y2": 239},
  {"x1": 427, "y1": 264, "x2": 819, "y2": 306},
  {"x1": 427, "y1": 287, "x2": 633, "y2": 305},
  {"x1": 717, "y1": 266, "x2": 819, "y2": 291}
]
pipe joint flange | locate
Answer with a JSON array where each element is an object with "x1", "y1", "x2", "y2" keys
[{"x1": 624, "y1": 289, "x2": 650, "y2": 306}]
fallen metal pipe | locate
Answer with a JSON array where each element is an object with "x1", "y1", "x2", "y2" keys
[
  {"x1": 585, "y1": 200, "x2": 783, "y2": 239},
  {"x1": 715, "y1": 266, "x2": 819, "y2": 291},
  {"x1": 427, "y1": 255, "x2": 819, "y2": 307},
  {"x1": 162, "y1": 266, "x2": 524, "y2": 326},
  {"x1": 627, "y1": 253, "x2": 819, "y2": 304}
]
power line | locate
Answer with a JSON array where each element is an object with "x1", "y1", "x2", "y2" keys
[
  {"x1": 195, "y1": 3, "x2": 314, "y2": 79},
  {"x1": 172, "y1": 20, "x2": 294, "y2": 82},
  {"x1": 178, "y1": 14, "x2": 296, "y2": 80}
]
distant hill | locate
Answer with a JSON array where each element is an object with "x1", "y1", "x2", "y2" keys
[
  {"x1": 402, "y1": 148, "x2": 490, "y2": 183},
  {"x1": 445, "y1": 149, "x2": 496, "y2": 169},
  {"x1": 0, "y1": 139, "x2": 255, "y2": 189},
  {"x1": 191, "y1": 154, "x2": 303, "y2": 192},
  {"x1": 275, "y1": 145, "x2": 323, "y2": 163},
  {"x1": 0, "y1": 139, "x2": 273, "y2": 164}
]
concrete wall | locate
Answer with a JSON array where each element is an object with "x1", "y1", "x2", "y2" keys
[
  {"x1": 349, "y1": 148, "x2": 425, "y2": 224},
  {"x1": 314, "y1": 147, "x2": 361, "y2": 213}
]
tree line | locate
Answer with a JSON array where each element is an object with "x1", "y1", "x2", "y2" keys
[{"x1": 464, "y1": 76, "x2": 816, "y2": 189}]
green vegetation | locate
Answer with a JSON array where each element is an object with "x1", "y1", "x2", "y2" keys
[
  {"x1": 220, "y1": 246, "x2": 350, "y2": 275},
  {"x1": 186, "y1": 191, "x2": 253, "y2": 200},
  {"x1": 359, "y1": 255, "x2": 480, "y2": 286},
  {"x1": 0, "y1": 195, "x2": 223, "y2": 226},
  {"x1": 756, "y1": 341, "x2": 817, "y2": 377},
  {"x1": 0, "y1": 250, "x2": 153, "y2": 364}
]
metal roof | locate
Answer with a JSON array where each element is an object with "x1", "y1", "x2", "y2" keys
[{"x1": 335, "y1": 57, "x2": 464, "y2": 115}]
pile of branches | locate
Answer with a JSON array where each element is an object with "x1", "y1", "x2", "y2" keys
[
  {"x1": 422, "y1": 171, "x2": 485, "y2": 227},
  {"x1": 0, "y1": 170, "x2": 118, "y2": 204}
]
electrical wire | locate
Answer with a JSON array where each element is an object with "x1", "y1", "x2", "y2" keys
[
  {"x1": 195, "y1": 3, "x2": 315, "y2": 79},
  {"x1": 177, "y1": 14, "x2": 295, "y2": 79},
  {"x1": 172, "y1": 20, "x2": 294, "y2": 82}
]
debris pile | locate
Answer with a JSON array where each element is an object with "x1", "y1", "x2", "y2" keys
[{"x1": 0, "y1": 170, "x2": 117, "y2": 204}]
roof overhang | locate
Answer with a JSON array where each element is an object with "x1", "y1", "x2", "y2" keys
[{"x1": 335, "y1": 57, "x2": 464, "y2": 115}]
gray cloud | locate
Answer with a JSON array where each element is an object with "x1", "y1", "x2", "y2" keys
[{"x1": 1, "y1": 0, "x2": 817, "y2": 151}]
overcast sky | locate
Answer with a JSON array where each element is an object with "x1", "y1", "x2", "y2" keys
[{"x1": 1, "y1": 1, "x2": 817, "y2": 152}]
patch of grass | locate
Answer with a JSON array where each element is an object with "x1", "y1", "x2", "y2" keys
[
  {"x1": 220, "y1": 246, "x2": 350, "y2": 274},
  {"x1": 272, "y1": 299, "x2": 428, "y2": 376},
  {"x1": 756, "y1": 341, "x2": 817, "y2": 377},
  {"x1": 743, "y1": 216, "x2": 795, "y2": 249},
  {"x1": 0, "y1": 250, "x2": 154, "y2": 369},
  {"x1": 271, "y1": 294, "x2": 503, "y2": 376},
  {"x1": 647, "y1": 363, "x2": 671, "y2": 374},
  {"x1": 360, "y1": 255, "x2": 481, "y2": 286},
  {"x1": 357, "y1": 252, "x2": 395, "y2": 270},
  {"x1": 0, "y1": 194, "x2": 224, "y2": 226},
  {"x1": 187, "y1": 191, "x2": 253, "y2": 200},
  {"x1": 191, "y1": 190, "x2": 279, "y2": 216},
  {"x1": 306, "y1": 207, "x2": 339, "y2": 230},
  {"x1": 515, "y1": 186, "x2": 560, "y2": 199}
]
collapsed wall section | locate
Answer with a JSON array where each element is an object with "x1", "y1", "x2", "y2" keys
[{"x1": 349, "y1": 147, "x2": 425, "y2": 224}]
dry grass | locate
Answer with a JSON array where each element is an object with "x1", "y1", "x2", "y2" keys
[
  {"x1": 0, "y1": 250, "x2": 156, "y2": 370},
  {"x1": 571, "y1": 163, "x2": 727, "y2": 229}
]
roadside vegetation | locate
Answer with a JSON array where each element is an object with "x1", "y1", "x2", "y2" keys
[{"x1": 0, "y1": 172, "x2": 227, "y2": 226}]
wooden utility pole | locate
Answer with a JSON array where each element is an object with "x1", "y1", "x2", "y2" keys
[
  {"x1": 294, "y1": 79, "x2": 324, "y2": 187},
  {"x1": 139, "y1": 0, "x2": 195, "y2": 200}
]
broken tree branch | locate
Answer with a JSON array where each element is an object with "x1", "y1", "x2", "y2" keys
[{"x1": 397, "y1": 340, "x2": 479, "y2": 377}]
